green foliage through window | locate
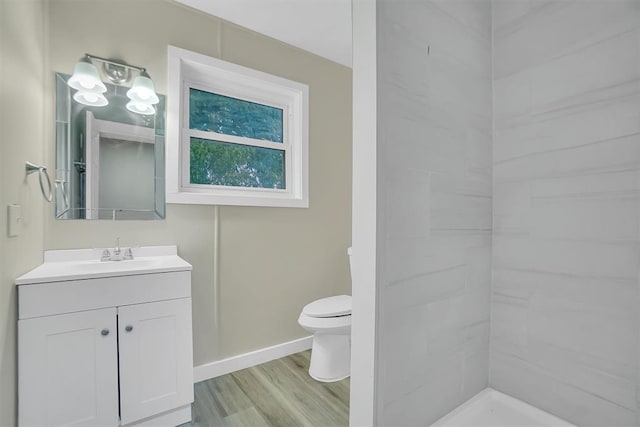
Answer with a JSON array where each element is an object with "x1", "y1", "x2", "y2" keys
[
  {"x1": 189, "y1": 88, "x2": 283, "y2": 142},
  {"x1": 190, "y1": 138, "x2": 285, "y2": 189}
]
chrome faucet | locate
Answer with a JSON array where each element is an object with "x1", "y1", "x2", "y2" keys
[
  {"x1": 100, "y1": 237, "x2": 134, "y2": 261},
  {"x1": 109, "y1": 237, "x2": 123, "y2": 261},
  {"x1": 114, "y1": 237, "x2": 121, "y2": 258}
]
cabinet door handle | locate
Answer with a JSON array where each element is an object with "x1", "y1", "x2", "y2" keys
[
  {"x1": 101, "y1": 328, "x2": 110, "y2": 336},
  {"x1": 125, "y1": 325, "x2": 134, "y2": 332}
]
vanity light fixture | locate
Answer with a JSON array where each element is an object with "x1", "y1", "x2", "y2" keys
[
  {"x1": 126, "y1": 71, "x2": 159, "y2": 115},
  {"x1": 67, "y1": 54, "x2": 159, "y2": 114},
  {"x1": 68, "y1": 60, "x2": 107, "y2": 92},
  {"x1": 68, "y1": 59, "x2": 108, "y2": 106},
  {"x1": 73, "y1": 91, "x2": 109, "y2": 107},
  {"x1": 125, "y1": 100, "x2": 156, "y2": 115},
  {"x1": 127, "y1": 72, "x2": 160, "y2": 104}
]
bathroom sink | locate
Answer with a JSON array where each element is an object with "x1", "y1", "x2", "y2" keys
[
  {"x1": 75, "y1": 258, "x2": 161, "y2": 272},
  {"x1": 15, "y1": 246, "x2": 192, "y2": 284}
]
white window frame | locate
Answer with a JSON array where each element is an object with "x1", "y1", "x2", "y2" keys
[{"x1": 166, "y1": 45, "x2": 309, "y2": 207}]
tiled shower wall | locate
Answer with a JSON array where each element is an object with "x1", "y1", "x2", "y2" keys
[
  {"x1": 376, "y1": 1, "x2": 493, "y2": 424},
  {"x1": 490, "y1": 1, "x2": 640, "y2": 425}
]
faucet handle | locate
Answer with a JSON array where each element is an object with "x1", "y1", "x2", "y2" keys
[
  {"x1": 101, "y1": 249, "x2": 112, "y2": 262},
  {"x1": 124, "y1": 248, "x2": 134, "y2": 260}
]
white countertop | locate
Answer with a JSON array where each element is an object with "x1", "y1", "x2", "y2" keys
[{"x1": 16, "y1": 245, "x2": 192, "y2": 285}]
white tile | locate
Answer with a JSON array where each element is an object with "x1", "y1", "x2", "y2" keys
[
  {"x1": 378, "y1": 21, "x2": 431, "y2": 96},
  {"x1": 385, "y1": 167, "x2": 431, "y2": 239},
  {"x1": 462, "y1": 332, "x2": 490, "y2": 399},
  {"x1": 490, "y1": 353, "x2": 637, "y2": 426},
  {"x1": 383, "y1": 265, "x2": 468, "y2": 312},
  {"x1": 491, "y1": 265, "x2": 638, "y2": 414},
  {"x1": 493, "y1": 235, "x2": 640, "y2": 279},
  {"x1": 531, "y1": 169, "x2": 640, "y2": 198},
  {"x1": 494, "y1": 1, "x2": 640, "y2": 78},
  {"x1": 492, "y1": 268, "x2": 638, "y2": 327},
  {"x1": 494, "y1": 134, "x2": 640, "y2": 183},
  {"x1": 527, "y1": 317, "x2": 636, "y2": 400},
  {"x1": 385, "y1": 237, "x2": 464, "y2": 284},
  {"x1": 382, "y1": 349, "x2": 466, "y2": 424},
  {"x1": 494, "y1": 96, "x2": 640, "y2": 163},
  {"x1": 494, "y1": 28, "x2": 640, "y2": 123},
  {"x1": 430, "y1": 171, "x2": 492, "y2": 198},
  {"x1": 493, "y1": 181, "x2": 532, "y2": 232},
  {"x1": 531, "y1": 195, "x2": 640, "y2": 242},
  {"x1": 430, "y1": 193, "x2": 492, "y2": 231},
  {"x1": 465, "y1": 128, "x2": 493, "y2": 173},
  {"x1": 492, "y1": 0, "x2": 531, "y2": 30},
  {"x1": 379, "y1": 0, "x2": 492, "y2": 78},
  {"x1": 425, "y1": 294, "x2": 467, "y2": 337},
  {"x1": 494, "y1": 69, "x2": 533, "y2": 122},
  {"x1": 386, "y1": 232, "x2": 490, "y2": 284},
  {"x1": 465, "y1": 245, "x2": 493, "y2": 292},
  {"x1": 530, "y1": 30, "x2": 640, "y2": 113},
  {"x1": 432, "y1": 0, "x2": 492, "y2": 41},
  {"x1": 461, "y1": 287, "x2": 491, "y2": 326},
  {"x1": 382, "y1": 116, "x2": 465, "y2": 175},
  {"x1": 379, "y1": 304, "x2": 430, "y2": 403}
]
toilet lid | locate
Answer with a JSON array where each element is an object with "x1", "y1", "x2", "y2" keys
[{"x1": 303, "y1": 295, "x2": 352, "y2": 318}]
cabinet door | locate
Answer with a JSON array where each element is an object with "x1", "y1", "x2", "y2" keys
[
  {"x1": 118, "y1": 298, "x2": 194, "y2": 424},
  {"x1": 19, "y1": 308, "x2": 119, "y2": 427}
]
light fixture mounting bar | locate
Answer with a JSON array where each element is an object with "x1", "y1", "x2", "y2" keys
[{"x1": 84, "y1": 53, "x2": 146, "y2": 73}]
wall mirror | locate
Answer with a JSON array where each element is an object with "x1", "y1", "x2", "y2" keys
[{"x1": 55, "y1": 59, "x2": 166, "y2": 220}]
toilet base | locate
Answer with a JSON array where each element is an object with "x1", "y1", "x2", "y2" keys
[{"x1": 308, "y1": 333, "x2": 350, "y2": 382}]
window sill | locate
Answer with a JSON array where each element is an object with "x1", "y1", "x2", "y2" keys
[{"x1": 166, "y1": 191, "x2": 309, "y2": 208}]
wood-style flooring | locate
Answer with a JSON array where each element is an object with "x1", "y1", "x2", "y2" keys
[{"x1": 181, "y1": 350, "x2": 350, "y2": 427}]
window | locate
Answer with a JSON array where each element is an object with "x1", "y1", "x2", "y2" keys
[{"x1": 166, "y1": 46, "x2": 309, "y2": 207}]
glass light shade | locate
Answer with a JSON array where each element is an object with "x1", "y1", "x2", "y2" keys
[
  {"x1": 67, "y1": 62, "x2": 107, "y2": 93},
  {"x1": 73, "y1": 91, "x2": 108, "y2": 107},
  {"x1": 126, "y1": 100, "x2": 156, "y2": 115},
  {"x1": 126, "y1": 76, "x2": 159, "y2": 104}
]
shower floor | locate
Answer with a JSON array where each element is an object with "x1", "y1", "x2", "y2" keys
[{"x1": 431, "y1": 388, "x2": 575, "y2": 427}]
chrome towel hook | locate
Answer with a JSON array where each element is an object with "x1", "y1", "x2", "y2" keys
[{"x1": 26, "y1": 161, "x2": 53, "y2": 202}]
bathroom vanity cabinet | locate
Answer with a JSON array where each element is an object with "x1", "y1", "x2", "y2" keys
[{"x1": 16, "y1": 246, "x2": 194, "y2": 427}]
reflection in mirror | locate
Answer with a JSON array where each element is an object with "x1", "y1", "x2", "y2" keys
[{"x1": 55, "y1": 72, "x2": 166, "y2": 220}]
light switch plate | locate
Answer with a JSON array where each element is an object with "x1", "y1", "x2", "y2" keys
[{"x1": 7, "y1": 204, "x2": 21, "y2": 237}]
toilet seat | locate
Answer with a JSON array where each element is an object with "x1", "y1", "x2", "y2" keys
[
  {"x1": 302, "y1": 295, "x2": 351, "y2": 318},
  {"x1": 298, "y1": 312, "x2": 351, "y2": 332}
]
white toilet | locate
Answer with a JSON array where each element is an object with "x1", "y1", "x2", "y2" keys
[{"x1": 297, "y1": 248, "x2": 352, "y2": 382}]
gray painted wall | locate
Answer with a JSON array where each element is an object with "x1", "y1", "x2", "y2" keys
[
  {"x1": 0, "y1": 1, "x2": 46, "y2": 424},
  {"x1": 490, "y1": 1, "x2": 640, "y2": 425},
  {"x1": 375, "y1": 1, "x2": 493, "y2": 424}
]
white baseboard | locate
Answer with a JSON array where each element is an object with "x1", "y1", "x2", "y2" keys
[{"x1": 193, "y1": 335, "x2": 313, "y2": 383}]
